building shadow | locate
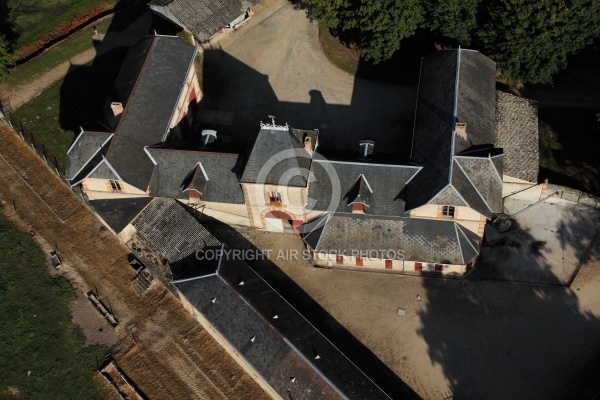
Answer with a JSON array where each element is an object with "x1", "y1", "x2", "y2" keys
[
  {"x1": 418, "y1": 206, "x2": 600, "y2": 399},
  {"x1": 58, "y1": 2, "x2": 153, "y2": 134},
  {"x1": 0, "y1": 0, "x2": 18, "y2": 48},
  {"x1": 191, "y1": 211, "x2": 421, "y2": 400}
]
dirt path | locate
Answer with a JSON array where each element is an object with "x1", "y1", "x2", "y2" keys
[
  {"x1": 0, "y1": 121, "x2": 269, "y2": 399},
  {"x1": 3, "y1": 11, "x2": 153, "y2": 111}
]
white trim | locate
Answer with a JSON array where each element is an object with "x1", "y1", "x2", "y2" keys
[
  {"x1": 410, "y1": 57, "x2": 424, "y2": 160},
  {"x1": 315, "y1": 159, "x2": 422, "y2": 170},
  {"x1": 66, "y1": 128, "x2": 85, "y2": 155},
  {"x1": 162, "y1": 44, "x2": 198, "y2": 142},
  {"x1": 143, "y1": 147, "x2": 158, "y2": 166},
  {"x1": 172, "y1": 273, "x2": 217, "y2": 284},
  {"x1": 487, "y1": 157, "x2": 503, "y2": 182},
  {"x1": 103, "y1": 158, "x2": 123, "y2": 181},
  {"x1": 68, "y1": 133, "x2": 114, "y2": 182},
  {"x1": 454, "y1": 223, "x2": 465, "y2": 264},
  {"x1": 457, "y1": 224, "x2": 479, "y2": 255},
  {"x1": 454, "y1": 159, "x2": 495, "y2": 214},
  {"x1": 449, "y1": 48, "x2": 462, "y2": 179},
  {"x1": 197, "y1": 161, "x2": 209, "y2": 181}
]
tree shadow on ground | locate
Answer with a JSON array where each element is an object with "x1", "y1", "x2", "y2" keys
[
  {"x1": 419, "y1": 203, "x2": 600, "y2": 399},
  {"x1": 0, "y1": 0, "x2": 18, "y2": 47},
  {"x1": 192, "y1": 212, "x2": 421, "y2": 400}
]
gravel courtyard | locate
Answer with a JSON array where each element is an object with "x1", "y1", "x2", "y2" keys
[{"x1": 199, "y1": 0, "x2": 417, "y2": 156}]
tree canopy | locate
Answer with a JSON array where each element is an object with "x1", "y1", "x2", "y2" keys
[
  {"x1": 306, "y1": 0, "x2": 425, "y2": 63},
  {"x1": 0, "y1": 35, "x2": 15, "y2": 82},
  {"x1": 306, "y1": 0, "x2": 600, "y2": 83},
  {"x1": 478, "y1": 0, "x2": 600, "y2": 84}
]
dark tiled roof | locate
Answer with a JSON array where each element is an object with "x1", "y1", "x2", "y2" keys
[
  {"x1": 302, "y1": 213, "x2": 480, "y2": 265},
  {"x1": 148, "y1": 0, "x2": 260, "y2": 42},
  {"x1": 86, "y1": 159, "x2": 120, "y2": 180},
  {"x1": 105, "y1": 36, "x2": 197, "y2": 191},
  {"x1": 241, "y1": 126, "x2": 316, "y2": 187},
  {"x1": 494, "y1": 91, "x2": 539, "y2": 183},
  {"x1": 65, "y1": 131, "x2": 112, "y2": 180},
  {"x1": 131, "y1": 198, "x2": 221, "y2": 278},
  {"x1": 454, "y1": 156, "x2": 503, "y2": 213},
  {"x1": 148, "y1": 148, "x2": 245, "y2": 203},
  {"x1": 175, "y1": 252, "x2": 391, "y2": 399},
  {"x1": 89, "y1": 197, "x2": 153, "y2": 234},
  {"x1": 406, "y1": 49, "x2": 502, "y2": 218},
  {"x1": 308, "y1": 158, "x2": 421, "y2": 216}
]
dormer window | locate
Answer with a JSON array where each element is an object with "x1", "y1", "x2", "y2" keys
[
  {"x1": 442, "y1": 206, "x2": 455, "y2": 218},
  {"x1": 109, "y1": 180, "x2": 123, "y2": 192},
  {"x1": 268, "y1": 191, "x2": 282, "y2": 204}
]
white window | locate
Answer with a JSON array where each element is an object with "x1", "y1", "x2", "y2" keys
[{"x1": 442, "y1": 205, "x2": 455, "y2": 218}]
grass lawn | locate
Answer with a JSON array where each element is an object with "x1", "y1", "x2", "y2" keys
[
  {"x1": 7, "y1": 0, "x2": 118, "y2": 58},
  {"x1": 12, "y1": 79, "x2": 76, "y2": 167},
  {"x1": 317, "y1": 24, "x2": 359, "y2": 77},
  {"x1": 0, "y1": 214, "x2": 109, "y2": 399},
  {"x1": 5, "y1": 18, "x2": 113, "y2": 90}
]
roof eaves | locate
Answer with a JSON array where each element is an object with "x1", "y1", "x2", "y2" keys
[{"x1": 453, "y1": 158, "x2": 494, "y2": 215}]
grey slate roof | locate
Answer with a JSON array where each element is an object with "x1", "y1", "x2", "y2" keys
[
  {"x1": 495, "y1": 91, "x2": 539, "y2": 183},
  {"x1": 86, "y1": 158, "x2": 121, "y2": 180},
  {"x1": 105, "y1": 36, "x2": 197, "y2": 191},
  {"x1": 148, "y1": 0, "x2": 260, "y2": 42},
  {"x1": 302, "y1": 213, "x2": 480, "y2": 265},
  {"x1": 406, "y1": 49, "x2": 503, "y2": 218},
  {"x1": 65, "y1": 131, "x2": 112, "y2": 181},
  {"x1": 89, "y1": 197, "x2": 153, "y2": 234},
  {"x1": 308, "y1": 158, "x2": 421, "y2": 216},
  {"x1": 131, "y1": 198, "x2": 221, "y2": 278},
  {"x1": 175, "y1": 249, "x2": 391, "y2": 399},
  {"x1": 147, "y1": 148, "x2": 245, "y2": 203},
  {"x1": 241, "y1": 127, "x2": 316, "y2": 187}
]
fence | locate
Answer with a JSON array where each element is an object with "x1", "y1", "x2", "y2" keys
[{"x1": 0, "y1": 97, "x2": 65, "y2": 177}]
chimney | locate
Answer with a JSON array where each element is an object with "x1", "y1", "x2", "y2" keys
[
  {"x1": 110, "y1": 102, "x2": 123, "y2": 116},
  {"x1": 358, "y1": 140, "x2": 374, "y2": 161},
  {"x1": 201, "y1": 130, "x2": 217, "y2": 147},
  {"x1": 455, "y1": 122, "x2": 467, "y2": 139}
]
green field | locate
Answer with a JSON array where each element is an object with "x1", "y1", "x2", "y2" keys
[
  {"x1": 12, "y1": 79, "x2": 76, "y2": 167},
  {"x1": 7, "y1": 0, "x2": 118, "y2": 57},
  {"x1": 5, "y1": 18, "x2": 112, "y2": 89},
  {"x1": 0, "y1": 214, "x2": 109, "y2": 399}
]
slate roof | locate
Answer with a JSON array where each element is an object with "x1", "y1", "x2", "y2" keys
[
  {"x1": 495, "y1": 91, "x2": 539, "y2": 183},
  {"x1": 241, "y1": 126, "x2": 316, "y2": 187},
  {"x1": 65, "y1": 131, "x2": 112, "y2": 181},
  {"x1": 105, "y1": 36, "x2": 197, "y2": 191},
  {"x1": 175, "y1": 250, "x2": 391, "y2": 399},
  {"x1": 148, "y1": 0, "x2": 260, "y2": 42},
  {"x1": 131, "y1": 198, "x2": 221, "y2": 279},
  {"x1": 85, "y1": 158, "x2": 121, "y2": 180},
  {"x1": 147, "y1": 148, "x2": 245, "y2": 203},
  {"x1": 89, "y1": 197, "x2": 153, "y2": 234},
  {"x1": 308, "y1": 158, "x2": 421, "y2": 216},
  {"x1": 302, "y1": 213, "x2": 480, "y2": 265},
  {"x1": 405, "y1": 49, "x2": 503, "y2": 218}
]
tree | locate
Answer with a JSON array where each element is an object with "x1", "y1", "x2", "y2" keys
[
  {"x1": 0, "y1": 34, "x2": 15, "y2": 82},
  {"x1": 306, "y1": 0, "x2": 425, "y2": 63},
  {"x1": 424, "y1": 0, "x2": 481, "y2": 46},
  {"x1": 478, "y1": 0, "x2": 600, "y2": 84}
]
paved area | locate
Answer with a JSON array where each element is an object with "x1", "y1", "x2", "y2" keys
[
  {"x1": 480, "y1": 190, "x2": 600, "y2": 285},
  {"x1": 4, "y1": 11, "x2": 153, "y2": 111},
  {"x1": 205, "y1": 224, "x2": 600, "y2": 400},
  {"x1": 199, "y1": 0, "x2": 417, "y2": 157}
]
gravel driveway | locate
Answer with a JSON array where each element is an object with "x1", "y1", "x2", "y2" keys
[{"x1": 199, "y1": 0, "x2": 417, "y2": 157}]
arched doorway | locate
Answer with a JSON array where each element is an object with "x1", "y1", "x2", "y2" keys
[{"x1": 264, "y1": 210, "x2": 294, "y2": 233}]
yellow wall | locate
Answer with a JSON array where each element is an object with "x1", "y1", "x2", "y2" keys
[
  {"x1": 241, "y1": 183, "x2": 308, "y2": 230},
  {"x1": 409, "y1": 204, "x2": 483, "y2": 235},
  {"x1": 310, "y1": 251, "x2": 469, "y2": 276},
  {"x1": 82, "y1": 178, "x2": 147, "y2": 200}
]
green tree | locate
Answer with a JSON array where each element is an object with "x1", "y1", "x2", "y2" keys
[
  {"x1": 0, "y1": 34, "x2": 14, "y2": 82},
  {"x1": 306, "y1": 0, "x2": 425, "y2": 63},
  {"x1": 425, "y1": 0, "x2": 480, "y2": 45},
  {"x1": 479, "y1": 0, "x2": 600, "y2": 84}
]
